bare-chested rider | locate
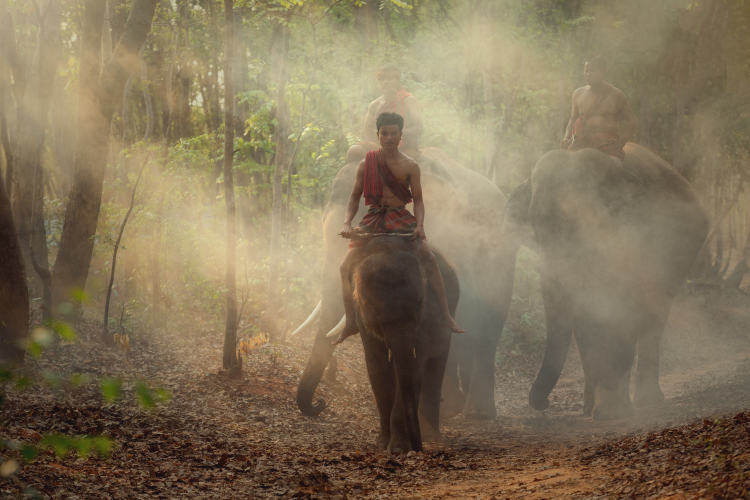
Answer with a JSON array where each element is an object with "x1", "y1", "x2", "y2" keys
[
  {"x1": 346, "y1": 65, "x2": 423, "y2": 163},
  {"x1": 335, "y1": 112, "x2": 462, "y2": 344},
  {"x1": 561, "y1": 56, "x2": 636, "y2": 159}
]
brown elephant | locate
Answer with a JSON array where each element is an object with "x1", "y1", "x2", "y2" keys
[
  {"x1": 295, "y1": 148, "x2": 515, "y2": 420},
  {"x1": 348, "y1": 235, "x2": 458, "y2": 452},
  {"x1": 503, "y1": 144, "x2": 709, "y2": 419}
]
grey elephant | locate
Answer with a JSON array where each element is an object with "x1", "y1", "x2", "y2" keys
[
  {"x1": 295, "y1": 148, "x2": 515, "y2": 420},
  {"x1": 348, "y1": 235, "x2": 458, "y2": 452},
  {"x1": 503, "y1": 144, "x2": 709, "y2": 419}
]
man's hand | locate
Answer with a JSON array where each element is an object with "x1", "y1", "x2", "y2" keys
[
  {"x1": 340, "y1": 222, "x2": 353, "y2": 238},
  {"x1": 414, "y1": 225, "x2": 426, "y2": 240}
]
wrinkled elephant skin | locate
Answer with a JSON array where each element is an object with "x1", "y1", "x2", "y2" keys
[{"x1": 507, "y1": 145, "x2": 709, "y2": 419}]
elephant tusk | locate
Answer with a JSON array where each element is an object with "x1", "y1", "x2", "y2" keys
[
  {"x1": 290, "y1": 301, "x2": 322, "y2": 337},
  {"x1": 324, "y1": 315, "x2": 346, "y2": 340}
]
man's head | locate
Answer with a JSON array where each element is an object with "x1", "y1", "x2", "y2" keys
[
  {"x1": 584, "y1": 56, "x2": 607, "y2": 86},
  {"x1": 376, "y1": 112, "x2": 404, "y2": 151},
  {"x1": 376, "y1": 65, "x2": 402, "y2": 99}
]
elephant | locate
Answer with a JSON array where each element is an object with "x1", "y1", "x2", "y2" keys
[
  {"x1": 295, "y1": 147, "x2": 515, "y2": 420},
  {"x1": 348, "y1": 235, "x2": 459, "y2": 452},
  {"x1": 502, "y1": 144, "x2": 709, "y2": 419}
]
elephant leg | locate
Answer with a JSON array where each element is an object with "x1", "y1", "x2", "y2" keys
[
  {"x1": 440, "y1": 344, "x2": 465, "y2": 419},
  {"x1": 463, "y1": 335, "x2": 498, "y2": 420},
  {"x1": 581, "y1": 317, "x2": 635, "y2": 420},
  {"x1": 529, "y1": 274, "x2": 574, "y2": 411},
  {"x1": 360, "y1": 332, "x2": 395, "y2": 449},
  {"x1": 633, "y1": 305, "x2": 670, "y2": 407},
  {"x1": 388, "y1": 333, "x2": 422, "y2": 453},
  {"x1": 420, "y1": 353, "x2": 448, "y2": 442}
]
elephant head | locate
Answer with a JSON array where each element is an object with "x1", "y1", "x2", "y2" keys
[
  {"x1": 504, "y1": 144, "x2": 709, "y2": 419},
  {"x1": 348, "y1": 236, "x2": 457, "y2": 452},
  {"x1": 295, "y1": 147, "x2": 514, "y2": 420}
]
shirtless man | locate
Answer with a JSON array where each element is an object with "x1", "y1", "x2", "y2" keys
[
  {"x1": 346, "y1": 65, "x2": 423, "y2": 163},
  {"x1": 335, "y1": 112, "x2": 462, "y2": 344},
  {"x1": 561, "y1": 56, "x2": 636, "y2": 159}
]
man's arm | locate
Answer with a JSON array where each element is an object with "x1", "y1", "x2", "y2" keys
[
  {"x1": 341, "y1": 161, "x2": 365, "y2": 236},
  {"x1": 617, "y1": 90, "x2": 637, "y2": 147},
  {"x1": 561, "y1": 88, "x2": 581, "y2": 147},
  {"x1": 409, "y1": 161, "x2": 426, "y2": 239}
]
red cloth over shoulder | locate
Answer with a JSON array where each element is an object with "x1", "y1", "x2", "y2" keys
[{"x1": 363, "y1": 150, "x2": 413, "y2": 206}]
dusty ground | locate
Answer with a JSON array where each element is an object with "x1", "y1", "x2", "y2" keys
[{"x1": 1, "y1": 288, "x2": 749, "y2": 498}]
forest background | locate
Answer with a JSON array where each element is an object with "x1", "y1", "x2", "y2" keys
[{"x1": 1, "y1": 0, "x2": 749, "y2": 366}]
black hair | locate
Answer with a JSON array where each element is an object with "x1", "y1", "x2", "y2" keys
[{"x1": 376, "y1": 112, "x2": 404, "y2": 132}]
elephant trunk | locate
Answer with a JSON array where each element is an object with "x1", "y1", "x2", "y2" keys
[
  {"x1": 529, "y1": 276, "x2": 573, "y2": 411},
  {"x1": 296, "y1": 330, "x2": 335, "y2": 416},
  {"x1": 390, "y1": 333, "x2": 423, "y2": 452}
]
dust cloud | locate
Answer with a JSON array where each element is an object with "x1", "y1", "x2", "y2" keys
[{"x1": 50, "y1": 1, "x2": 748, "y2": 429}]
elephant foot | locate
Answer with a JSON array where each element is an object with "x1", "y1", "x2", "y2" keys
[
  {"x1": 529, "y1": 388, "x2": 550, "y2": 411},
  {"x1": 633, "y1": 382, "x2": 665, "y2": 408},
  {"x1": 463, "y1": 404, "x2": 497, "y2": 421},
  {"x1": 591, "y1": 385, "x2": 633, "y2": 420},
  {"x1": 376, "y1": 432, "x2": 390, "y2": 450},
  {"x1": 440, "y1": 394, "x2": 465, "y2": 419},
  {"x1": 388, "y1": 436, "x2": 422, "y2": 454},
  {"x1": 419, "y1": 418, "x2": 441, "y2": 443}
]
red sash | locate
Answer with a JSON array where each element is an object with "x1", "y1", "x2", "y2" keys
[{"x1": 363, "y1": 150, "x2": 413, "y2": 206}]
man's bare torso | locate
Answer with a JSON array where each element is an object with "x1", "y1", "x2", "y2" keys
[
  {"x1": 371, "y1": 152, "x2": 417, "y2": 207},
  {"x1": 573, "y1": 82, "x2": 627, "y2": 134}
]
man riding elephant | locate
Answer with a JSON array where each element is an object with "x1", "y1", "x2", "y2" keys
[
  {"x1": 561, "y1": 56, "x2": 637, "y2": 160},
  {"x1": 336, "y1": 111, "x2": 463, "y2": 344},
  {"x1": 346, "y1": 65, "x2": 423, "y2": 163}
]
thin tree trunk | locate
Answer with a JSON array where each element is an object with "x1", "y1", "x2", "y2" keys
[
  {"x1": 269, "y1": 18, "x2": 291, "y2": 312},
  {"x1": 52, "y1": 0, "x2": 158, "y2": 308},
  {"x1": 222, "y1": 0, "x2": 239, "y2": 373},
  {"x1": 0, "y1": 171, "x2": 28, "y2": 366},
  {"x1": 103, "y1": 161, "x2": 146, "y2": 341}
]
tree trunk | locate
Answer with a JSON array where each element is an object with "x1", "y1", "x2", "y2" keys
[
  {"x1": 0, "y1": 170, "x2": 28, "y2": 366},
  {"x1": 222, "y1": 0, "x2": 239, "y2": 373},
  {"x1": 269, "y1": 18, "x2": 291, "y2": 315},
  {"x1": 52, "y1": 0, "x2": 158, "y2": 308},
  {"x1": 8, "y1": 1, "x2": 60, "y2": 315}
]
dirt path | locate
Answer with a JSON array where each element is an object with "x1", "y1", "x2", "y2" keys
[{"x1": 1, "y1": 290, "x2": 749, "y2": 498}]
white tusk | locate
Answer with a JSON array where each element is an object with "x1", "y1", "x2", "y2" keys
[
  {"x1": 290, "y1": 301, "x2": 322, "y2": 337},
  {"x1": 325, "y1": 315, "x2": 346, "y2": 339}
]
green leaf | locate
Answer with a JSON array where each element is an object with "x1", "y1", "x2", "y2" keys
[
  {"x1": 100, "y1": 378, "x2": 122, "y2": 403},
  {"x1": 91, "y1": 437, "x2": 113, "y2": 458},
  {"x1": 15, "y1": 376, "x2": 32, "y2": 391},
  {"x1": 135, "y1": 382, "x2": 154, "y2": 409},
  {"x1": 70, "y1": 288, "x2": 90, "y2": 304},
  {"x1": 69, "y1": 373, "x2": 89, "y2": 387},
  {"x1": 41, "y1": 434, "x2": 74, "y2": 459},
  {"x1": 48, "y1": 321, "x2": 77, "y2": 341},
  {"x1": 21, "y1": 445, "x2": 39, "y2": 462},
  {"x1": 26, "y1": 341, "x2": 43, "y2": 359}
]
